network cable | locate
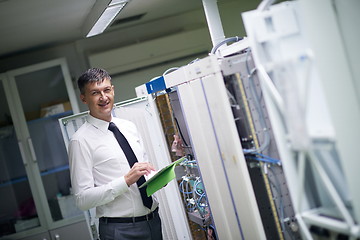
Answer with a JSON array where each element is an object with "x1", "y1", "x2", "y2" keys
[
  {"x1": 210, "y1": 36, "x2": 243, "y2": 54},
  {"x1": 245, "y1": 152, "x2": 281, "y2": 165},
  {"x1": 242, "y1": 49, "x2": 271, "y2": 154}
]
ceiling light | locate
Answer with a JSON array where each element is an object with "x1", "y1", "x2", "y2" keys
[
  {"x1": 109, "y1": 0, "x2": 128, "y2": 6},
  {"x1": 85, "y1": 0, "x2": 130, "y2": 38}
]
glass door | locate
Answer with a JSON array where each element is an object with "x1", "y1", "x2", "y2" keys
[
  {"x1": 0, "y1": 76, "x2": 43, "y2": 238},
  {"x1": 1, "y1": 58, "x2": 81, "y2": 238}
]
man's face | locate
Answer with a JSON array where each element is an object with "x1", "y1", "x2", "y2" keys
[{"x1": 80, "y1": 78, "x2": 114, "y2": 122}]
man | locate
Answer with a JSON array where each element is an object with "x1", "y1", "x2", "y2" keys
[{"x1": 68, "y1": 68, "x2": 162, "y2": 240}]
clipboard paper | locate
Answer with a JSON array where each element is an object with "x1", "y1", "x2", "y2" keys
[{"x1": 139, "y1": 157, "x2": 186, "y2": 196}]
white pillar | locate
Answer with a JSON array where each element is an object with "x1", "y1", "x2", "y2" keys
[{"x1": 202, "y1": 0, "x2": 226, "y2": 48}]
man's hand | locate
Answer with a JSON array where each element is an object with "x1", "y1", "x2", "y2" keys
[{"x1": 124, "y1": 162, "x2": 155, "y2": 186}]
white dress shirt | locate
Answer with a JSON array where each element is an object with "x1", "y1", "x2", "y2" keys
[{"x1": 68, "y1": 114, "x2": 158, "y2": 218}]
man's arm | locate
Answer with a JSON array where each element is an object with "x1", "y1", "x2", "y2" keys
[{"x1": 68, "y1": 139, "x2": 128, "y2": 211}]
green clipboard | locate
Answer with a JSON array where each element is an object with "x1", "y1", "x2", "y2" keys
[{"x1": 139, "y1": 157, "x2": 186, "y2": 196}]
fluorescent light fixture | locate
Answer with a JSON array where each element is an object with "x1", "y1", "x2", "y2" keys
[
  {"x1": 85, "y1": 0, "x2": 130, "y2": 38},
  {"x1": 109, "y1": 0, "x2": 128, "y2": 6}
]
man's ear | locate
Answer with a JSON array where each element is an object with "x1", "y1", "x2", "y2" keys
[{"x1": 80, "y1": 94, "x2": 86, "y2": 104}]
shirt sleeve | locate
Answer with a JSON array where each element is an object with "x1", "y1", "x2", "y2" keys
[{"x1": 68, "y1": 139, "x2": 129, "y2": 211}]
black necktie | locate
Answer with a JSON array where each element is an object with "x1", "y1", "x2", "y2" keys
[{"x1": 108, "y1": 122, "x2": 153, "y2": 209}]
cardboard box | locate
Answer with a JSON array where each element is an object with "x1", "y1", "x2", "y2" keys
[
  {"x1": 25, "y1": 110, "x2": 40, "y2": 121},
  {"x1": 40, "y1": 101, "x2": 72, "y2": 117}
]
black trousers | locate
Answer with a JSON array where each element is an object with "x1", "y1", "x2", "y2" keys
[{"x1": 98, "y1": 211, "x2": 163, "y2": 240}]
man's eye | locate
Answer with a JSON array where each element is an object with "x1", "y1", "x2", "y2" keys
[
  {"x1": 91, "y1": 91, "x2": 99, "y2": 96},
  {"x1": 104, "y1": 88, "x2": 111, "y2": 93}
]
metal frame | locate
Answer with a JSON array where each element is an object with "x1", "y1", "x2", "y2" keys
[
  {"x1": 242, "y1": 1, "x2": 360, "y2": 238},
  {"x1": 164, "y1": 55, "x2": 266, "y2": 240}
]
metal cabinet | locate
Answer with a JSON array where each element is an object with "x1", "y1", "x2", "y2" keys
[
  {"x1": 0, "y1": 59, "x2": 89, "y2": 240},
  {"x1": 19, "y1": 232, "x2": 51, "y2": 240},
  {"x1": 48, "y1": 220, "x2": 91, "y2": 240},
  {"x1": 19, "y1": 220, "x2": 89, "y2": 240}
]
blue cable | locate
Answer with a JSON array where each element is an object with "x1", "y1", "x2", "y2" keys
[
  {"x1": 179, "y1": 179, "x2": 193, "y2": 194},
  {"x1": 256, "y1": 152, "x2": 281, "y2": 163},
  {"x1": 187, "y1": 202, "x2": 196, "y2": 212},
  {"x1": 245, "y1": 151, "x2": 281, "y2": 165},
  {"x1": 194, "y1": 179, "x2": 204, "y2": 196},
  {"x1": 197, "y1": 193, "x2": 207, "y2": 215},
  {"x1": 246, "y1": 156, "x2": 280, "y2": 165}
]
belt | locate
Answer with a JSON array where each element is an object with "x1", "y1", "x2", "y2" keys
[{"x1": 99, "y1": 207, "x2": 158, "y2": 224}]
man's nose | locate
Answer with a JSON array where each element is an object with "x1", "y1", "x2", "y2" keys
[{"x1": 100, "y1": 91, "x2": 106, "y2": 99}]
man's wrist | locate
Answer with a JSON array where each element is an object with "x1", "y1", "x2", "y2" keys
[
  {"x1": 110, "y1": 177, "x2": 128, "y2": 197},
  {"x1": 124, "y1": 175, "x2": 130, "y2": 187}
]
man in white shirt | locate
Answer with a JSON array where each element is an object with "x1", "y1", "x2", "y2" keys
[{"x1": 68, "y1": 68, "x2": 162, "y2": 240}]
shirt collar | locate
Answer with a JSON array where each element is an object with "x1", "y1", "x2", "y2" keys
[{"x1": 86, "y1": 114, "x2": 112, "y2": 133}]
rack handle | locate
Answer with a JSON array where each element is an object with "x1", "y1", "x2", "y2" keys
[
  {"x1": 27, "y1": 137, "x2": 37, "y2": 163},
  {"x1": 17, "y1": 140, "x2": 27, "y2": 166}
]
